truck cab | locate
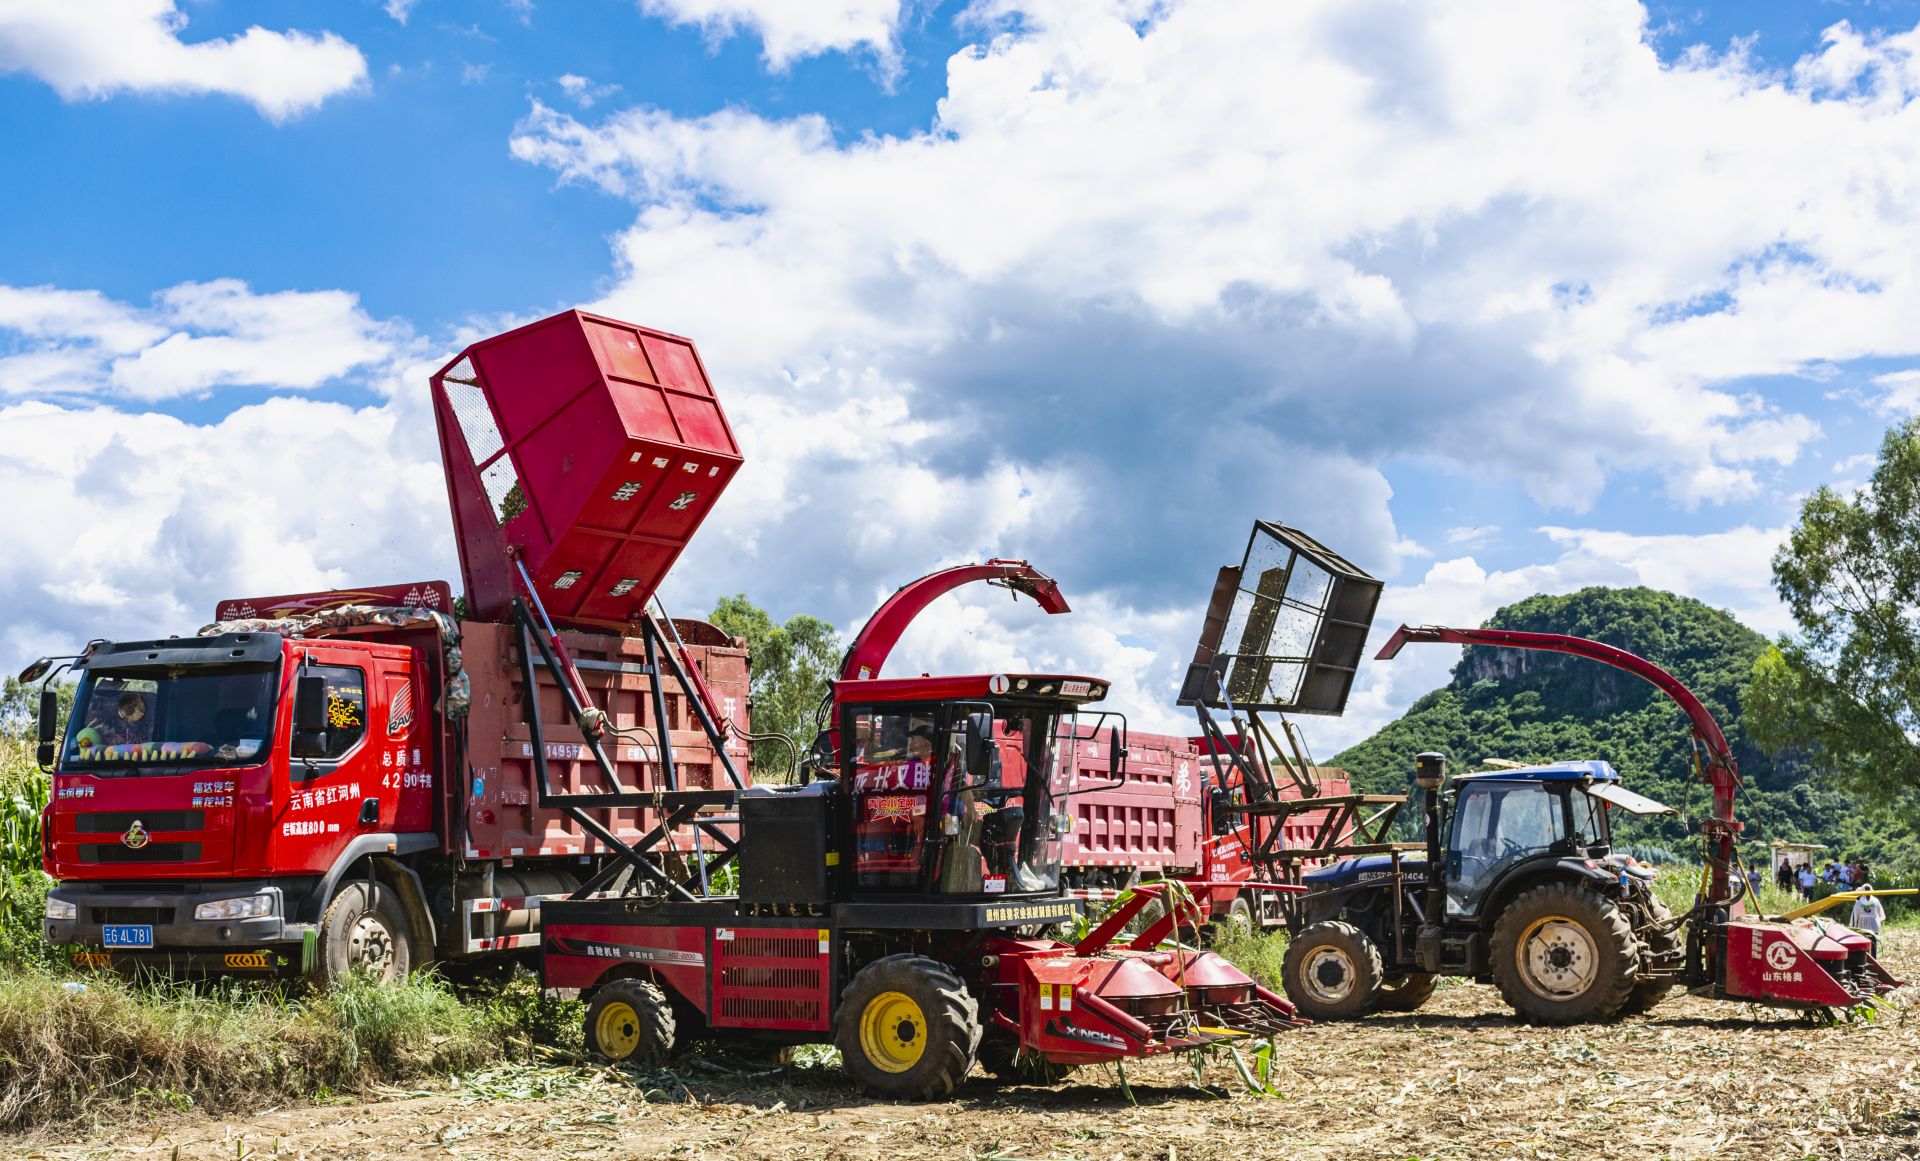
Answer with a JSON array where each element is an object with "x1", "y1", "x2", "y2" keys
[{"x1": 40, "y1": 629, "x2": 443, "y2": 977}]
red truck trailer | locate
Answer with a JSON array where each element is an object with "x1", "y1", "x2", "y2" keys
[{"x1": 31, "y1": 311, "x2": 754, "y2": 981}]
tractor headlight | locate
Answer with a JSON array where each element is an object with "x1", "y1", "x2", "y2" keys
[
  {"x1": 194, "y1": 895, "x2": 274, "y2": 921},
  {"x1": 44, "y1": 897, "x2": 77, "y2": 921}
]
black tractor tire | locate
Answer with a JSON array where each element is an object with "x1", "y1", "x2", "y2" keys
[
  {"x1": 976, "y1": 1030, "x2": 1078, "y2": 1085},
  {"x1": 1617, "y1": 896, "x2": 1681, "y2": 1017},
  {"x1": 583, "y1": 978, "x2": 678, "y2": 1066},
  {"x1": 835, "y1": 954, "x2": 981, "y2": 1099},
  {"x1": 1490, "y1": 883, "x2": 1639, "y2": 1025},
  {"x1": 1375, "y1": 972, "x2": 1438, "y2": 1013},
  {"x1": 1281, "y1": 920, "x2": 1383, "y2": 1019},
  {"x1": 315, "y1": 880, "x2": 413, "y2": 985}
]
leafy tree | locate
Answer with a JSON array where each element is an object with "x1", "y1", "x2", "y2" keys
[
  {"x1": 1748, "y1": 418, "x2": 1920, "y2": 804},
  {"x1": 709, "y1": 594, "x2": 841, "y2": 780}
]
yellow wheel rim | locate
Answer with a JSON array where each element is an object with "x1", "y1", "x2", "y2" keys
[
  {"x1": 858, "y1": 990, "x2": 927, "y2": 1074},
  {"x1": 595, "y1": 1000, "x2": 642, "y2": 1060}
]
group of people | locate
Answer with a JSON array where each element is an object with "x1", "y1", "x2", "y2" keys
[{"x1": 1775, "y1": 856, "x2": 1874, "y2": 900}]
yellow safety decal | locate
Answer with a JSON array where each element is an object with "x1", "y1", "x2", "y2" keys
[
  {"x1": 223, "y1": 952, "x2": 273, "y2": 970},
  {"x1": 1040, "y1": 983, "x2": 1053, "y2": 1011},
  {"x1": 1059, "y1": 984, "x2": 1073, "y2": 1011},
  {"x1": 71, "y1": 952, "x2": 111, "y2": 969},
  {"x1": 817, "y1": 928, "x2": 830, "y2": 953},
  {"x1": 824, "y1": 851, "x2": 841, "y2": 866}
]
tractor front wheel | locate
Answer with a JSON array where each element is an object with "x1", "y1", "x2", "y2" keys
[
  {"x1": 583, "y1": 978, "x2": 678, "y2": 1066},
  {"x1": 835, "y1": 955, "x2": 981, "y2": 1099},
  {"x1": 1490, "y1": 883, "x2": 1639, "y2": 1024},
  {"x1": 1281, "y1": 920, "x2": 1383, "y2": 1019}
]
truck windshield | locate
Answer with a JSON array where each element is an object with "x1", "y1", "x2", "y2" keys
[{"x1": 62, "y1": 665, "x2": 278, "y2": 772}]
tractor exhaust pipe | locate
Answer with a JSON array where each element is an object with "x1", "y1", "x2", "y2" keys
[{"x1": 1414, "y1": 752, "x2": 1447, "y2": 974}]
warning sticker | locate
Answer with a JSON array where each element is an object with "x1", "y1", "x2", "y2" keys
[
  {"x1": 818, "y1": 928, "x2": 830, "y2": 953},
  {"x1": 1040, "y1": 983, "x2": 1054, "y2": 1011},
  {"x1": 1059, "y1": 984, "x2": 1073, "y2": 1011}
]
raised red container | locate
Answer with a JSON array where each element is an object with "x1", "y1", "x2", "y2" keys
[{"x1": 431, "y1": 310, "x2": 742, "y2": 629}]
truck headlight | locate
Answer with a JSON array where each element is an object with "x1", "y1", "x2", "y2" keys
[
  {"x1": 44, "y1": 897, "x2": 77, "y2": 921},
  {"x1": 194, "y1": 895, "x2": 273, "y2": 921}
]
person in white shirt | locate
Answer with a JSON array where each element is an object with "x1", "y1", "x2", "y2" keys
[
  {"x1": 1849, "y1": 887, "x2": 1886, "y2": 955},
  {"x1": 1796, "y1": 865, "x2": 1818, "y2": 900}
]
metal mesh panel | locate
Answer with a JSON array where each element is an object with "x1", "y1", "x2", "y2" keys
[
  {"x1": 443, "y1": 356, "x2": 479, "y2": 385},
  {"x1": 479, "y1": 456, "x2": 524, "y2": 523},
  {"x1": 442, "y1": 380, "x2": 505, "y2": 465}
]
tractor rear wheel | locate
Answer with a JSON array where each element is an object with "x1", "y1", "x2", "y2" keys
[
  {"x1": 584, "y1": 978, "x2": 677, "y2": 1066},
  {"x1": 976, "y1": 1031, "x2": 1078, "y2": 1085},
  {"x1": 835, "y1": 955, "x2": 981, "y2": 1099},
  {"x1": 1375, "y1": 972, "x2": 1438, "y2": 1013},
  {"x1": 1281, "y1": 920, "x2": 1383, "y2": 1019},
  {"x1": 1617, "y1": 896, "x2": 1680, "y2": 1016},
  {"x1": 1490, "y1": 884, "x2": 1639, "y2": 1024}
]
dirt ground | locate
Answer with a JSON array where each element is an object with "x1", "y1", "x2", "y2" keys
[{"x1": 13, "y1": 932, "x2": 1920, "y2": 1161}]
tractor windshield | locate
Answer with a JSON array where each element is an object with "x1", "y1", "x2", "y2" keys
[
  {"x1": 62, "y1": 664, "x2": 279, "y2": 773},
  {"x1": 845, "y1": 701, "x2": 1068, "y2": 896},
  {"x1": 1446, "y1": 779, "x2": 1566, "y2": 917}
]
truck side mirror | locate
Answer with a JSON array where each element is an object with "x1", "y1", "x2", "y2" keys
[
  {"x1": 292, "y1": 674, "x2": 329, "y2": 758},
  {"x1": 35, "y1": 689, "x2": 58, "y2": 768},
  {"x1": 293, "y1": 674, "x2": 328, "y2": 732}
]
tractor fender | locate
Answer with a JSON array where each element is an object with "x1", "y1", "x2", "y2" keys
[{"x1": 1475, "y1": 858, "x2": 1616, "y2": 931}]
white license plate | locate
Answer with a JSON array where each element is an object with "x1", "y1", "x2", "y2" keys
[{"x1": 103, "y1": 924, "x2": 153, "y2": 948}]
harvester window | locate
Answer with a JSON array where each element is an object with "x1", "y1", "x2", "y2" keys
[{"x1": 848, "y1": 708, "x2": 942, "y2": 889}]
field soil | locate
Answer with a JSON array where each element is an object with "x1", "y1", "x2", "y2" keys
[{"x1": 13, "y1": 931, "x2": 1920, "y2": 1161}]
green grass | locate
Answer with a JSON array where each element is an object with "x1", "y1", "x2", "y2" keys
[
  {"x1": 0, "y1": 967, "x2": 509, "y2": 1130},
  {"x1": 1207, "y1": 924, "x2": 1290, "y2": 990},
  {"x1": 0, "y1": 738, "x2": 54, "y2": 970}
]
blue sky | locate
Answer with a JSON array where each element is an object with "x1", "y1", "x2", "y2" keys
[{"x1": 4, "y1": 0, "x2": 1919, "y2": 751}]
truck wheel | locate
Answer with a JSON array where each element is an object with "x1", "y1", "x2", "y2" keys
[
  {"x1": 1281, "y1": 920, "x2": 1382, "y2": 1019},
  {"x1": 976, "y1": 1031, "x2": 1078, "y2": 1085},
  {"x1": 1490, "y1": 883, "x2": 1638, "y2": 1024},
  {"x1": 1375, "y1": 972, "x2": 1438, "y2": 1012},
  {"x1": 1617, "y1": 897, "x2": 1680, "y2": 1017},
  {"x1": 1227, "y1": 895, "x2": 1254, "y2": 929},
  {"x1": 835, "y1": 954, "x2": 980, "y2": 1100},
  {"x1": 317, "y1": 881, "x2": 413, "y2": 985},
  {"x1": 584, "y1": 978, "x2": 677, "y2": 1066}
]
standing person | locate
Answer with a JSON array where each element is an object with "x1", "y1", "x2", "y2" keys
[
  {"x1": 1747, "y1": 867, "x2": 1764, "y2": 897},
  {"x1": 1849, "y1": 887, "x2": 1886, "y2": 955},
  {"x1": 1777, "y1": 857, "x2": 1795, "y2": 893},
  {"x1": 1797, "y1": 863, "x2": 1818, "y2": 901}
]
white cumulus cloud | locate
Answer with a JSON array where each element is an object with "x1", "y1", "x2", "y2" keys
[
  {"x1": 0, "y1": 0, "x2": 366, "y2": 121},
  {"x1": 635, "y1": 0, "x2": 904, "y2": 69}
]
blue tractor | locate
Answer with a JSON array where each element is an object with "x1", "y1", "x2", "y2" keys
[{"x1": 1281, "y1": 756, "x2": 1682, "y2": 1023}]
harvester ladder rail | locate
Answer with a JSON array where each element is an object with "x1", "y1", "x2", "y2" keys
[{"x1": 646, "y1": 610, "x2": 746, "y2": 791}]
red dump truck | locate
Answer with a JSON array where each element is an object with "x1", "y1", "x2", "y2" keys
[{"x1": 31, "y1": 311, "x2": 754, "y2": 981}]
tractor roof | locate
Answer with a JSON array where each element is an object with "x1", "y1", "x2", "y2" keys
[{"x1": 1452, "y1": 759, "x2": 1621, "y2": 784}]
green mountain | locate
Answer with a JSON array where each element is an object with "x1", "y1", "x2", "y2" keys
[{"x1": 1332, "y1": 587, "x2": 1920, "y2": 872}]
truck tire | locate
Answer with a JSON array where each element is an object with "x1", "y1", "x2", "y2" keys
[
  {"x1": 584, "y1": 978, "x2": 677, "y2": 1066},
  {"x1": 316, "y1": 880, "x2": 413, "y2": 985},
  {"x1": 1227, "y1": 894, "x2": 1254, "y2": 929},
  {"x1": 1281, "y1": 920, "x2": 1383, "y2": 1019},
  {"x1": 1617, "y1": 896, "x2": 1680, "y2": 1017},
  {"x1": 976, "y1": 1030, "x2": 1078, "y2": 1085},
  {"x1": 1375, "y1": 972, "x2": 1438, "y2": 1013},
  {"x1": 1490, "y1": 883, "x2": 1639, "y2": 1024},
  {"x1": 835, "y1": 954, "x2": 981, "y2": 1100}
]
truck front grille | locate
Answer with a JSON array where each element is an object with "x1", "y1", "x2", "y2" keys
[
  {"x1": 90, "y1": 906, "x2": 176, "y2": 925},
  {"x1": 73, "y1": 811, "x2": 203, "y2": 834},
  {"x1": 75, "y1": 843, "x2": 202, "y2": 864}
]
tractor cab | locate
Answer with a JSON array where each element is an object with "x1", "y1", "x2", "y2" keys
[
  {"x1": 1442, "y1": 761, "x2": 1669, "y2": 919},
  {"x1": 830, "y1": 673, "x2": 1124, "y2": 902}
]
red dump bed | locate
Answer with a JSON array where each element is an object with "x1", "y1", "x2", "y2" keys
[
  {"x1": 1059, "y1": 729, "x2": 1203, "y2": 876},
  {"x1": 432, "y1": 310, "x2": 743, "y2": 631}
]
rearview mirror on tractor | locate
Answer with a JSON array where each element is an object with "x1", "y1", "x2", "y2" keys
[{"x1": 962, "y1": 712, "x2": 990, "y2": 779}]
